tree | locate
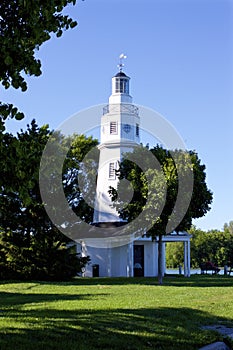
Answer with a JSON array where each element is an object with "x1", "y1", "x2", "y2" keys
[
  {"x1": 0, "y1": 0, "x2": 78, "y2": 126},
  {"x1": 167, "y1": 225, "x2": 233, "y2": 269},
  {"x1": 111, "y1": 145, "x2": 213, "y2": 284},
  {"x1": 0, "y1": 121, "x2": 98, "y2": 280},
  {"x1": 189, "y1": 226, "x2": 233, "y2": 268},
  {"x1": 224, "y1": 221, "x2": 233, "y2": 235},
  {"x1": 166, "y1": 242, "x2": 184, "y2": 268},
  {"x1": 0, "y1": 1, "x2": 91, "y2": 280}
]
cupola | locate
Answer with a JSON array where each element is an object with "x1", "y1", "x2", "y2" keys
[
  {"x1": 109, "y1": 54, "x2": 132, "y2": 104},
  {"x1": 112, "y1": 71, "x2": 130, "y2": 94}
]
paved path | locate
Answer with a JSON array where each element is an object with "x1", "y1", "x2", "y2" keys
[{"x1": 199, "y1": 325, "x2": 233, "y2": 350}]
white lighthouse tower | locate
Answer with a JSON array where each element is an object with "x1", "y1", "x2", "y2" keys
[
  {"x1": 93, "y1": 55, "x2": 140, "y2": 225},
  {"x1": 79, "y1": 56, "x2": 192, "y2": 278}
]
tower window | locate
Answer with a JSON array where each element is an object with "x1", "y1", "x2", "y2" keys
[
  {"x1": 109, "y1": 162, "x2": 116, "y2": 179},
  {"x1": 115, "y1": 78, "x2": 129, "y2": 94},
  {"x1": 136, "y1": 123, "x2": 139, "y2": 137},
  {"x1": 110, "y1": 121, "x2": 117, "y2": 134}
]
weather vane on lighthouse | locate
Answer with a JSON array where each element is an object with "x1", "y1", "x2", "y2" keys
[{"x1": 117, "y1": 53, "x2": 127, "y2": 72}]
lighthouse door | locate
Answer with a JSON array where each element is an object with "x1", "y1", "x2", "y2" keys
[{"x1": 133, "y1": 245, "x2": 144, "y2": 277}]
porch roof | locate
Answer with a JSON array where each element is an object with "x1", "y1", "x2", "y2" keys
[{"x1": 136, "y1": 232, "x2": 192, "y2": 243}]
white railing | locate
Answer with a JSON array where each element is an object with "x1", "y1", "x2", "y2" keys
[{"x1": 103, "y1": 104, "x2": 139, "y2": 116}]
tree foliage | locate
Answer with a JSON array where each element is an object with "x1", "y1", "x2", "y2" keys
[
  {"x1": 111, "y1": 145, "x2": 213, "y2": 284},
  {"x1": 223, "y1": 221, "x2": 233, "y2": 235},
  {"x1": 166, "y1": 242, "x2": 184, "y2": 268},
  {"x1": 0, "y1": 0, "x2": 78, "y2": 125},
  {"x1": 112, "y1": 146, "x2": 212, "y2": 234},
  {"x1": 0, "y1": 1, "x2": 91, "y2": 280},
  {"x1": 0, "y1": 121, "x2": 98, "y2": 280},
  {"x1": 166, "y1": 223, "x2": 233, "y2": 269}
]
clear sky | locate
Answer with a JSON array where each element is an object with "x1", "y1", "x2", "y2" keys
[{"x1": 2, "y1": 0, "x2": 233, "y2": 232}]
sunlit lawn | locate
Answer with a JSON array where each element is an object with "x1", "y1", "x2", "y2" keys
[{"x1": 0, "y1": 275, "x2": 233, "y2": 349}]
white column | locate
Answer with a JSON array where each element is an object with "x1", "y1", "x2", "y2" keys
[
  {"x1": 152, "y1": 241, "x2": 157, "y2": 277},
  {"x1": 161, "y1": 242, "x2": 166, "y2": 277},
  {"x1": 184, "y1": 241, "x2": 189, "y2": 277},
  {"x1": 163, "y1": 242, "x2": 166, "y2": 276},
  {"x1": 107, "y1": 245, "x2": 112, "y2": 277},
  {"x1": 187, "y1": 239, "x2": 191, "y2": 277},
  {"x1": 81, "y1": 241, "x2": 87, "y2": 277},
  {"x1": 127, "y1": 242, "x2": 133, "y2": 277}
]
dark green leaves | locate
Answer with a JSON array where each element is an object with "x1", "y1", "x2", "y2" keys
[
  {"x1": 0, "y1": 0, "x2": 78, "y2": 123},
  {"x1": 0, "y1": 121, "x2": 96, "y2": 280},
  {"x1": 111, "y1": 145, "x2": 213, "y2": 237}
]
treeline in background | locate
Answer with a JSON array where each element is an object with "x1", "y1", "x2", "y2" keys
[{"x1": 166, "y1": 221, "x2": 233, "y2": 268}]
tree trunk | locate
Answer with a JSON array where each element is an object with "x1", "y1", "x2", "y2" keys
[{"x1": 158, "y1": 234, "x2": 163, "y2": 285}]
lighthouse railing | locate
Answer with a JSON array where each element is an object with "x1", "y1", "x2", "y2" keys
[{"x1": 103, "y1": 104, "x2": 139, "y2": 116}]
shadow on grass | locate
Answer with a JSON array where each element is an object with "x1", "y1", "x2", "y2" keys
[
  {"x1": 0, "y1": 290, "x2": 108, "y2": 308},
  {"x1": 72, "y1": 275, "x2": 233, "y2": 288},
  {"x1": 0, "y1": 279, "x2": 233, "y2": 350},
  {"x1": 56, "y1": 275, "x2": 233, "y2": 288},
  {"x1": 1, "y1": 275, "x2": 233, "y2": 288},
  {"x1": 0, "y1": 304, "x2": 232, "y2": 350},
  {"x1": 163, "y1": 274, "x2": 233, "y2": 288}
]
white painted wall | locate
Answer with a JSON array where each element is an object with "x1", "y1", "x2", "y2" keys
[
  {"x1": 81, "y1": 245, "x2": 110, "y2": 277},
  {"x1": 93, "y1": 70, "x2": 140, "y2": 224},
  {"x1": 111, "y1": 245, "x2": 128, "y2": 277},
  {"x1": 78, "y1": 239, "x2": 159, "y2": 278}
]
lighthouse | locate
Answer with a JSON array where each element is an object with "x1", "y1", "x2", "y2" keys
[
  {"x1": 93, "y1": 54, "x2": 140, "y2": 225},
  {"x1": 79, "y1": 56, "x2": 191, "y2": 278}
]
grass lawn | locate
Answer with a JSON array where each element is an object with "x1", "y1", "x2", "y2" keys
[{"x1": 0, "y1": 275, "x2": 233, "y2": 350}]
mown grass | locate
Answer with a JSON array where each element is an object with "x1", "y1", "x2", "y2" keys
[{"x1": 0, "y1": 275, "x2": 233, "y2": 349}]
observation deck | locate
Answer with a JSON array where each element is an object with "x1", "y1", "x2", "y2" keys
[{"x1": 103, "y1": 103, "x2": 139, "y2": 116}]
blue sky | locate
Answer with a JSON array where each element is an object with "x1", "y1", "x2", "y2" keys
[{"x1": 3, "y1": 0, "x2": 233, "y2": 231}]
